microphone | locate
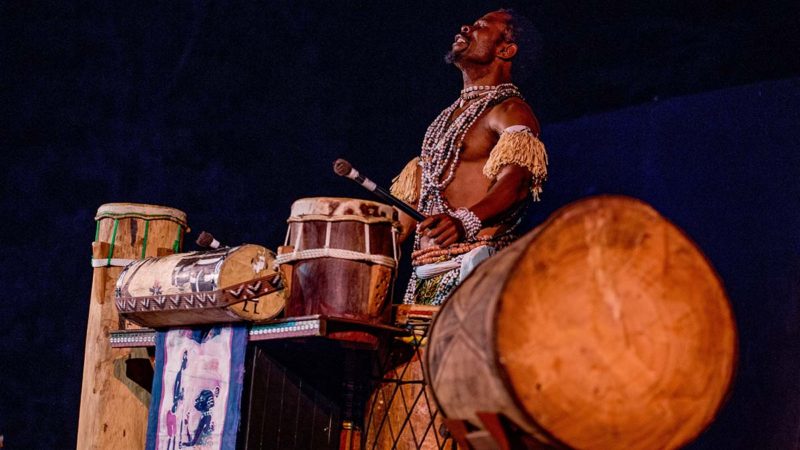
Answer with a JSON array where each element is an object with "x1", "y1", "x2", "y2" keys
[
  {"x1": 333, "y1": 158, "x2": 426, "y2": 222},
  {"x1": 196, "y1": 231, "x2": 222, "y2": 249}
]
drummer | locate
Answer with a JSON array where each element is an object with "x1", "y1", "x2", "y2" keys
[{"x1": 391, "y1": 9, "x2": 548, "y2": 305}]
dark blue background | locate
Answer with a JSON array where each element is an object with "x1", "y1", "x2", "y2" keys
[{"x1": 1, "y1": 1, "x2": 799, "y2": 448}]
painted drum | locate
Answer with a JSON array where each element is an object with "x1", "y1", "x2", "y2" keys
[{"x1": 116, "y1": 244, "x2": 285, "y2": 327}]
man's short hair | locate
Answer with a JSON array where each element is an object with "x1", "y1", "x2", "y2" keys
[{"x1": 499, "y1": 9, "x2": 542, "y2": 81}]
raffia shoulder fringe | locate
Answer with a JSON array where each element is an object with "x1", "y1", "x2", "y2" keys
[
  {"x1": 483, "y1": 130, "x2": 549, "y2": 201},
  {"x1": 390, "y1": 157, "x2": 421, "y2": 205}
]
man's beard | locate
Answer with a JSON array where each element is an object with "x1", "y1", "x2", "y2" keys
[{"x1": 444, "y1": 49, "x2": 457, "y2": 64}]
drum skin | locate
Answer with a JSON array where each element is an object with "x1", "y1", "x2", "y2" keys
[
  {"x1": 425, "y1": 195, "x2": 737, "y2": 450},
  {"x1": 280, "y1": 197, "x2": 399, "y2": 324}
]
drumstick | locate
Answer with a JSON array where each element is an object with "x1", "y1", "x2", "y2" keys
[
  {"x1": 196, "y1": 231, "x2": 222, "y2": 249},
  {"x1": 333, "y1": 158, "x2": 426, "y2": 221}
]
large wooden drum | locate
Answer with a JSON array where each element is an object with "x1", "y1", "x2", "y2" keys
[
  {"x1": 115, "y1": 245, "x2": 285, "y2": 327},
  {"x1": 276, "y1": 197, "x2": 399, "y2": 324},
  {"x1": 79, "y1": 203, "x2": 189, "y2": 450},
  {"x1": 426, "y1": 196, "x2": 737, "y2": 450}
]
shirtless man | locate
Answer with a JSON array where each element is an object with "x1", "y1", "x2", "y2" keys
[{"x1": 391, "y1": 9, "x2": 548, "y2": 305}]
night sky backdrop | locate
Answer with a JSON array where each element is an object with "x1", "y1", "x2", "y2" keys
[{"x1": 2, "y1": 1, "x2": 799, "y2": 448}]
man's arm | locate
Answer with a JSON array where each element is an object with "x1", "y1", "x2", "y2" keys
[{"x1": 420, "y1": 99, "x2": 540, "y2": 247}]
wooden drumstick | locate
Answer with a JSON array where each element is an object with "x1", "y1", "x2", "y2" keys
[
  {"x1": 333, "y1": 158, "x2": 426, "y2": 221},
  {"x1": 196, "y1": 231, "x2": 222, "y2": 249}
]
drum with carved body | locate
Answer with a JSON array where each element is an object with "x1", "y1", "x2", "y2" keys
[
  {"x1": 365, "y1": 305, "x2": 455, "y2": 450},
  {"x1": 276, "y1": 197, "x2": 399, "y2": 324},
  {"x1": 115, "y1": 244, "x2": 285, "y2": 327},
  {"x1": 426, "y1": 196, "x2": 738, "y2": 450},
  {"x1": 79, "y1": 203, "x2": 190, "y2": 450}
]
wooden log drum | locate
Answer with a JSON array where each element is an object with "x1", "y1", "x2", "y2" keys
[
  {"x1": 115, "y1": 244, "x2": 285, "y2": 328},
  {"x1": 78, "y1": 203, "x2": 189, "y2": 450},
  {"x1": 276, "y1": 197, "x2": 399, "y2": 324},
  {"x1": 425, "y1": 195, "x2": 738, "y2": 450}
]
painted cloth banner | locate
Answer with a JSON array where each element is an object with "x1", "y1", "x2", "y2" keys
[{"x1": 146, "y1": 325, "x2": 247, "y2": 450}]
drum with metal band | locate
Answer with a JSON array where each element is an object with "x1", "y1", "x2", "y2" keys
[
  {"x1": 115, "y1": 244, "x2": 285, "y2": 327},
  {"x1": 276, "y1": 197, "x2": 400, "y2": 324}
]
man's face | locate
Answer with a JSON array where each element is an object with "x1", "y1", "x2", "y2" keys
[{"x1": 446, "y1": 11, "x2": 511, "y2": 66}]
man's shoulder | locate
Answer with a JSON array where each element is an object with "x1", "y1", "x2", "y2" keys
[
  {"x1": 494, "y1": 96, "x2": 533, "y2": 112},
  {"x1": 487, "y1": 97, "x2": 540, "y2": 134}
]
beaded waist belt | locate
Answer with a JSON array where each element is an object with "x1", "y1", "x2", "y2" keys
[{"x1": 411, "y1": 235, "x2": 514, "y2": 266}]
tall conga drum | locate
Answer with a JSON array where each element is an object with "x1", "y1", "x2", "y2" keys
[
  {"x1": 276, "y1": 197, "x2": 399, "y2": 324},
  {"x1": 78, "y1": 203, "x2": 189, "y2": 450},
  {"x1": 426, "y1": 196, "x2": 737, "y2": 450},
  {"x1": 365, "y1": 305, "x2": 455, "y2": 450}
]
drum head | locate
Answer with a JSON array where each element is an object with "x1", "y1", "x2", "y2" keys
[
  {"x1": 496, "y1": 196, "x2": 737, "y2": 449},
  {"x1": 220, "y1": 245, "x2": 285, "y2": 321},
  {"x1": 289, "y1": 197, "x2": 397, "y2": 223},
  {"x1": 96, "y1": 202, "x2": 188, "y2": 228}
]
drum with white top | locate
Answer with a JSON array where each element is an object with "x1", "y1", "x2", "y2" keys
[{"x1": 276, "y1": 197, "x2": 400, "y2": 324}]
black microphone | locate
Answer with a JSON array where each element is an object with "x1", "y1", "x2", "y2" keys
[{"x1": 333, "y1": 158, "x2": 426, "y2": 222}]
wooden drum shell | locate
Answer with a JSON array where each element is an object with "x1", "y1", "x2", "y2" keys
[
  {"x1": 425, "y1": 196, "x2": 737, "y2": 450},
  {"x1": 279, "y1": 198, "x2": 399, "y2": 325},
  {"x1": 92, "y1": 202, "x2": 188, "y2": 262},
  {"x1": 79, "y1": 202, "x2": 189, "y2": 450},
  {"x1": 365, "y1": 305, "x2": 454, "y2": 450}
]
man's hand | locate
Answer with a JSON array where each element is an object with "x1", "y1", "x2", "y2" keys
[{"x1": 417, "y1": 213, "x2": 465, "y2": 247}]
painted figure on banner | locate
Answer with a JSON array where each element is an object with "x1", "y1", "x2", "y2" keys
[
  {"x1": 147, "y1": 326, "x2": 245, "y2": 450},
  {"x1": 182, "y1": 387, "x2": 220, "y2": 447},
  {"x1": 391, "y1": 9, "x2": 548, "y2": 305},
  {"x1": 165, "y1": 351, "x2": 188, "y2": 450}
]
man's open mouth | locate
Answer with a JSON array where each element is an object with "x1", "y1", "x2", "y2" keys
[{"x1": 452, "y1": 34, "x2": 468, "y2": 49}]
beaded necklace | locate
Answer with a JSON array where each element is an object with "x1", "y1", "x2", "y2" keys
[
  {"x1": 403, "y1": 83, "x2": 526, "y2": 305},
  {"x1": 417, "y1": 82, "x2": 522, "y2": 230}
]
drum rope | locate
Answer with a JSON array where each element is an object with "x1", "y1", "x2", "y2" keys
[
  {"x1": 287, "y1": 214, "x2": 393, "y2": 224},
  {"x1": 172, "y1": 225, "x2": 182, "y2": 253},
  {"x1": 391, "y1": 227, "x2": 398, "y2": 262},
  {"x1": 364, "y1": 223, "x2": 371, "y2": 255},
  {"x1": 95, "y1": 211, "x2": 188, "y2": 228},
  {"x1": 274, "y1": 248, "x2": 396, "y2": 268},
  {"x1": 283, "y1": 224, "x2": 291, "y2": 246},
  {"x1": 141, "y1": 220, "x2": 150, "y2": 259},
  {"x1": 293, "y1": 224, "x2": 304, "y2": 252},
  {"x1": 325, "y1": 222, "x2": 332, "y2": 248},
  {"x1": 91, "y1": 258, "x2": 137, "y2": 268},
  {"x1": 108, "y1": 219, "x2": 119, "y2": 266}
]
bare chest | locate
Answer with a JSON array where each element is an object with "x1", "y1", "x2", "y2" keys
[{"x1": 440, "y1": 111, "x2": 498, "y2": 206}]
